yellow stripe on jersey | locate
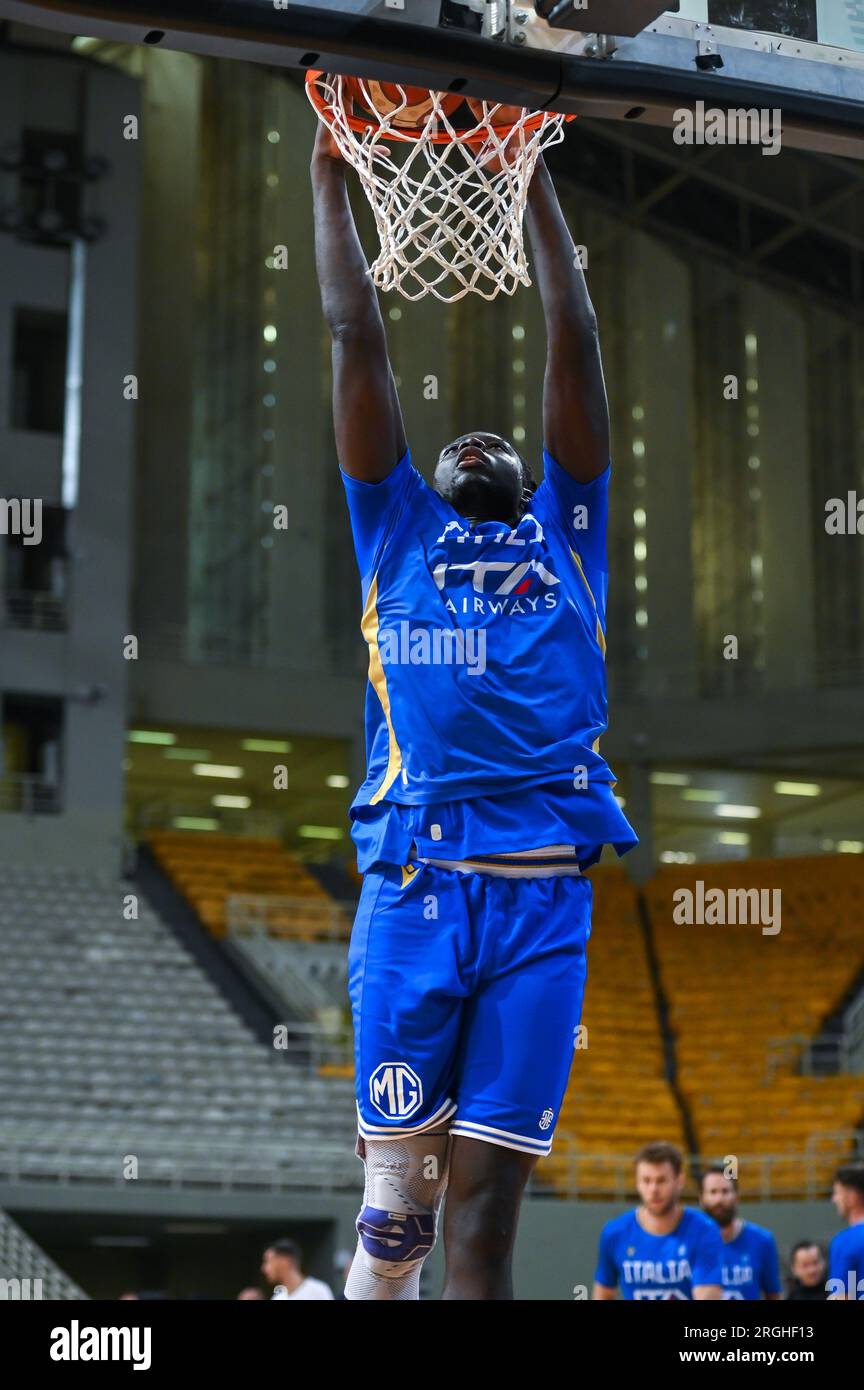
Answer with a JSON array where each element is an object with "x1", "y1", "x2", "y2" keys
[
  {"x1": 361, "y1": 572, "x2": 404, "y2": 805},
  {"x1": 569, "y1": 547, "x2": 607, "y2": 659}
]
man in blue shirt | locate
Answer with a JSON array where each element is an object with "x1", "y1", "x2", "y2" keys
[
  {"x1": 594, "y1": 1143, "x2": 723, "y2": 1300},
  {"x1": 311, "y1": 112, "x2": 636, "y2": 1301},
  {"x1": 699, "y1": 1165, "x2": 782, "y2": 1300},
  {"x1": 828, "y1": 1164, "x2": 864, "y2": 1300}
]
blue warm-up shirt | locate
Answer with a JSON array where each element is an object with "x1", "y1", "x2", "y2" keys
[
  {"x1": 718, "y1": 1221, "x2": 782, "y2": 1300},
  {"x1": 595, "y1": 1208, "x2": 724, "y2": 1300},
  {"x1": 829, "y1": 1222, "x2": 864, "y2": 1300},
  {"x1": 342, "y1": 447, "x2": 638, "y2": 870}
]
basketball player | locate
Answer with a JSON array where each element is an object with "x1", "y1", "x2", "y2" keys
[
  {"x1": 593, "y1": 1143, "x2": 723, "y2": 1300},
  {"x1": 311, "y1": 115, "x2": 636, "y2": 1300},
  {"x1": 827, "y1": 1164, "x2": 864, "y2": 1300},
  {"x1": 699, "y1": 1165, "x2": 781, "y2": 1300}
]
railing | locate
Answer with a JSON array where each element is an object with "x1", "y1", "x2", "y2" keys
[
  {"x1": 227, "y1": 894, "x2": 354, "y2": 941},
  {"x1": 136, "y1": 624, "x2": 864, "y2": 696},
  {"x1": 0, "y1": 1137, "x2": 359, "y2": 1194},
  {"x1": 542, "y1": 1135, "x2": 864, "y2": 1202},
  {"x1": 0, "y1": 775, "x2": 61, "y2": 815},
  {"x1": 3, "y1": 590, "x2": 67, "y2": 631},
  {"x1": 0, "y1": 1136, "x2": 859, "y2": 1201},
  {"x1": 270, "y1": 1020, "x2": 353, "y2": 1070},
  {"x1": 766, "y1": 1030, "x2": 864, "y2": 1079},
  {"x1": 134, "y1": 622, "x2": 366, "y2": 676},
  {"x1": 844, "y1": 990, "x2": 864, "y2": 1073}
]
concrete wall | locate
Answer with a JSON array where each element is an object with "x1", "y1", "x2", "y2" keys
[{"x1": 0, "y1": 50, "x2": 140, "y2": 873}]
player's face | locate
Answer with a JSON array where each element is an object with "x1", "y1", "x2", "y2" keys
[
  {"x1": 832, "y1": 1181, "x2": 853, "y2": 1218},
  {"x1": 791, "y1": 1246, "x2": 825, "y2": 1288},
  {"x1": 261, "y1": 1248, "x2": 281, "y2": 1284},
  {"x1": 700, "y1": 1174, "x2": 738, "y2": 1225},
  {"x1": 636, "y1": 1161, "x2": 683, "y2": 1215},
  {"x1": 433, "y1": 432, "x2": 525, "y2": 523}
]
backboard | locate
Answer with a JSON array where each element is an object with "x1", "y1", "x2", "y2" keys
[{"x1": 2, "y1": 0, "x2": 863, "y2": 157}]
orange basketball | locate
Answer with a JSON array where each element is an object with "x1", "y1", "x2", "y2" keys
[{"x1": 343, "y1": 77, "x2": 462, "y2": 130}]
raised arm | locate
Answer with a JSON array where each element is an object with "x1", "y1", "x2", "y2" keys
[
  {"x1": 310, "y1": 123, "x2": 407, "y2": 482},
  {"x1": 524, "y1": 157, "x2": 610, "y2": 483}
]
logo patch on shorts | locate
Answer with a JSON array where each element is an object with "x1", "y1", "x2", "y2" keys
[
  {"x1": 400, "y1": 863, "x2": 419, "y2": 889},
  {"x1": 370, "y1": 1062, "x2": 423, "y2": 1119},
  {"x1": 539, "y1": 1108, "x2": 555, "y2": 1131}
]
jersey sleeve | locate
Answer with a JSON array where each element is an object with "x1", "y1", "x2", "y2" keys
[
  {"x1": 340, "y1": 449, "x2": 423, "y2": 583},
  {"x1": 594, "y1": 1222, "x2": 619, "y2": 1288},
  {"x1": 691, "y1": 1220, "x2": 724, "y2": 1290},
  {"x1": 761, "y1": 1232, "x2": 783, "y2": 1297},
  {"x1": 530, "y1": 449, "x2": 611, "y2": 628}
]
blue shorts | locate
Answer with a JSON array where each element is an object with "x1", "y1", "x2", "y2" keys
[{"x1": 348, "y1": 860, "x2": 592, "y2": 1157}]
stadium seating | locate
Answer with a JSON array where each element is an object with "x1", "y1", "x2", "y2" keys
[
  {"x1": 0, "y1": 868, "x2": 357, "y2": 1191},
  {"x1": 540, "y1": 866, "x2": 688, "y2": 1196},
  {"x1": 147, "y1": 831, "x2": 335, "y2": 937},
  {"x1": 6, "y1": 849, "x2": 859, "y2": 1202},
  {"x1": 0, "y1": 1207, "x2": 87, "y2": 1299},
  {"x1": 646, "y1": 856, "x2": 864, "y2": 1195}
]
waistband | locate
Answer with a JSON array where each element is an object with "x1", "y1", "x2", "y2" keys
[{"x1": 415, "y1": 844, "x2": 582, "y2": 879}]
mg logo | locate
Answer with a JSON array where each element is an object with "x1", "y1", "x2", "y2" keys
[{"x1": 370, "y1": 1062, "x2": 423, "y2": 1119}]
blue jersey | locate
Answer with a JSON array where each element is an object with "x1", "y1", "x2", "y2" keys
[
  {"x1": 829, "y1": 1223, "x2": 864, "y2": 1300},
  {"x1": 342, "y1": 448, "x2": 637, "y2": 868},
  {"x1": 719, "y1": 1222, "x2": 782, "y2": 1300},
  {"x1": 595, "y1": 1208, "x2": 724, "y2": 1300}
]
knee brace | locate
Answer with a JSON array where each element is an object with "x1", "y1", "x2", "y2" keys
[{"x1": 344, "y1": 1127, "x2": 451, "y2": 1301}]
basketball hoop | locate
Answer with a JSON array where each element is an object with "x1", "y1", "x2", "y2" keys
[{"x1": 306, "y1": 71, "x2": 574, "y2": 303}]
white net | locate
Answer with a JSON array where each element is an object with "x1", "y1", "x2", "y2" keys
[{"x1": 307, "y1": 72, "x2": 570, "y2": 302}]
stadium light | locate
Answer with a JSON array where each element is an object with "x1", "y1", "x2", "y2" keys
[{"x1": 773, "y1": 781, "x2": 822, "y2": 797}]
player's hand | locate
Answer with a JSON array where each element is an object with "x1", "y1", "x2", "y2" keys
[
  {"x1": 467, "y1": 98, "x2": 525, "y2": 176},
  {"x1": 312, "y1": 117, "x2": 343, "y2": 165}
]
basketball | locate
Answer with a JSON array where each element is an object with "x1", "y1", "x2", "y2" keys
[{"x1": 343, "y1": 76, "x2": 462, "y2": 129}]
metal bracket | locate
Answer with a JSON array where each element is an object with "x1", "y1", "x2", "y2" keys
[{"x1": 445, "y1": 0, "x2": 507, "y2": 39}]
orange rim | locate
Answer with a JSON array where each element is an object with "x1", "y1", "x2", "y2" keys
[{"x1": 305, "y1": 69, "x2": 575, "y2": 145}]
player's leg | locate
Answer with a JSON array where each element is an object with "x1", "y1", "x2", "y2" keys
[
  {"x1": 345, "y1": 862, "x2": 470, "y2": 1300},
  {"x1": 442, "y1": 870, "x2": 593, "y2": 1299},
  {"x1": 441, "y1": 1137, "x2": 537, "y2": 1299},
  {"x1": 346, "y1": 1127, "x2": 451, "y2": 1300}
]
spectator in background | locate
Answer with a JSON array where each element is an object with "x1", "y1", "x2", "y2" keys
[
  {"x1": 828, "y1": 1165, "x2": 864, "y2": 1301},
  {"x1": 261, "y1": 1238, "x2": 334, "y2": 1301},
  {"x1": 237, "y1": 1286, "x2": 265, "y2": 1300},
  {"x1": 785, "y1": 1242, "x2": 829, "y2": 1301}
]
